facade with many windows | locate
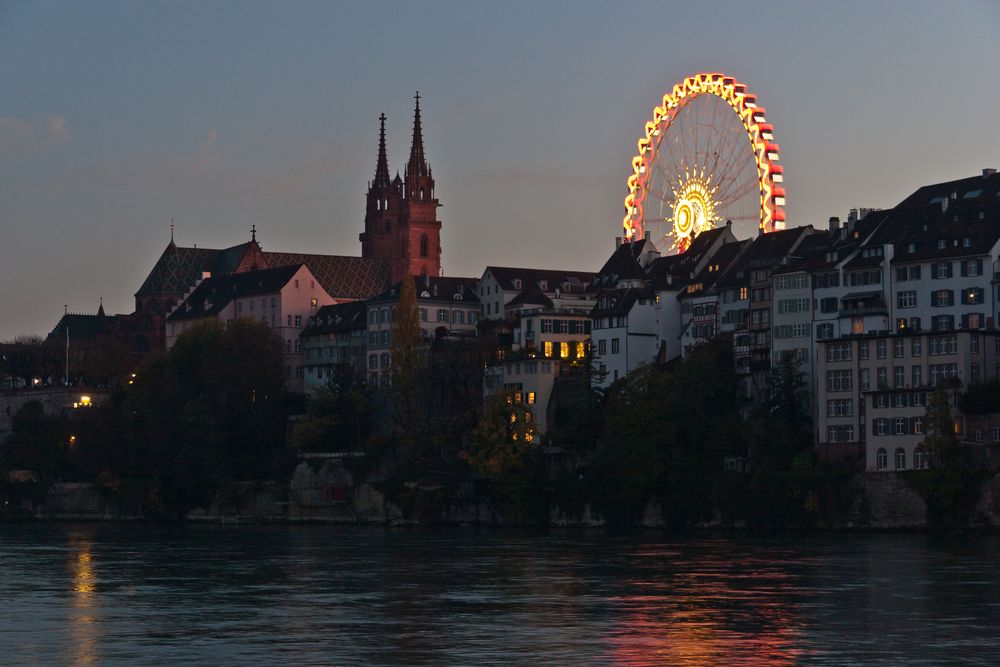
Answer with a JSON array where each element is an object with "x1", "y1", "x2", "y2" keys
[
  {"x1": 365, "y1": 276, "x2": 480, "y2": 388},
  {"x1": 488, "y1": 286, "x2": 595, "y2": 436},
  {"x1": 817, "y1": 330, "x2": 999, "y2": 470},
  {"x1": 300, "y1": 300, "x2": 369, "y2": 395}
]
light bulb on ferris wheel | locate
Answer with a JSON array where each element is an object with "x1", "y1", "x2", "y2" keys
[{"x1": 622, "y1": 72, "x2": 786, "y2": 254}]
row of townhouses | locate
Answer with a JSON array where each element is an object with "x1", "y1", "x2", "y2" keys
[{"x1": 38, "y1": 103, "x2": 1000, "y2": 475}]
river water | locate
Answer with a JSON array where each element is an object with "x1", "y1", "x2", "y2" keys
[{"x1": 2, "y1": 525, "x2": 999, "y2": 665}]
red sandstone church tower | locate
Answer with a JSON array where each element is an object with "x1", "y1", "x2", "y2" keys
[{"x1": 360, "y1": 93, "x2": 442, "y2": 282}]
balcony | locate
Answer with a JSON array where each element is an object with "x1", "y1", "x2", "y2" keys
[{"x1": 839, "y1": 291, "x2": 887, "y2": 317}]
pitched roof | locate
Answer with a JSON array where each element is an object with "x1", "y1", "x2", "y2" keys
[
  {"x1": 167, "y1": 264, "x2": 303, "y2": 322},
  {"x1": 591, "y1": 238, "x2": 651, "y2": 288},
  {"x1": 715, "y1": 227, "x2": 813, "y2": 287},
  {"x1": 591, "y1": 286, "x2": 653, "y2": 318},
  {"x1": 369, "y1": 275, "x2": 480, "y2": 304},
  {"x1": 48, "y1": 312, "x2": 114, "y2": 342},
  {"x1": 301, "y1": 300, "x2": 368, "y2": 337},
  {"x1": 507, "y1": 287, "x2": 553, "y2": 309},
  {"x1": 264, "y1": 252, "x2": 391, "y2": 300},
  {"x1": 137, "y1": 240, "x2": 392, "y2": 302},
  {"x1": 136, "y1": 243, "x2": 225, "y2": 297},
  {"x1": 485, "y1": 266, "x2": 595, "y2": 293}
]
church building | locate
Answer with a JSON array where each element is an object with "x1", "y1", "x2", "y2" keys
[{"x1": 128, "y1": 95, "x2": 443, "y2": 355}]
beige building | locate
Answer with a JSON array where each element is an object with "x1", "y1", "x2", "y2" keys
[
  {"x1": 166, "y1": 264, "x2": 334, "y2": 389},
  {"x1": 817, "y1": 330, "x2": 999, "y2": 470}
]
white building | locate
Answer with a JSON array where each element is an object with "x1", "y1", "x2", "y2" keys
[
  {"x1": 492, "y1": 287, "x2": 594, "y2": 437},
  {"x1": 478, "y1": 266, "x2": 595, "y2": 321}
]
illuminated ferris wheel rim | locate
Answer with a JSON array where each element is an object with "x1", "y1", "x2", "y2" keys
[{"x1": 622, "y1": 72, "x2": 786, "y2": 244}]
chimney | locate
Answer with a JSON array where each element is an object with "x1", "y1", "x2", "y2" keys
[
  {"x1": 828, "y1": 216, "x2": 840, "y2": 232},
  {"x1": 984, "y1": 168, "x2": 997, "y2": 178}
]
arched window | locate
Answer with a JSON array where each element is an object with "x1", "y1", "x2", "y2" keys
[
  {"x1": 894, "y1": 447, "x2": 906, "y2": 470},
  {"x1": 914, "y1": 447, "x2": 927, "y2": 470},
  {"x1": 420, "y1": 234, "x2": 429, "y2": 258},
  {"x1": 876, "y1": 448, "x2": 888, "y2": 471}
]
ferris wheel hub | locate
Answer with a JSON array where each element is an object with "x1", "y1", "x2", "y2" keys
[{"x1": 669, "y1": 176, "x2": 718, "y2": 253}]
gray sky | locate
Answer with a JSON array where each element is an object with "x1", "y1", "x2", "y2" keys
[{"x1": 2, "y1": 0, "x2": 999, "y2": 339}]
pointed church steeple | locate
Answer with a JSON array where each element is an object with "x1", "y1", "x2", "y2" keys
[
  {"x1": 405, "y1": 92, "x2": 434, "y2": 202},
  {"x1": 97, "y1": 297, "x2": 106, "y2": 317},
  {"x1": 373, "y1": 113, "x2": 391, "y2": 188},
  {"x1": 407, "y1": 92, "x2": 428, "y2": 179}
]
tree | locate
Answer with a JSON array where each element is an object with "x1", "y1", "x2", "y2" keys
[
  {"x1": 125, "y1": 319, "x2": 287, "y2": 517},
  {"x1": 922, "y1": 380, "x2": 960, "y2": 469},
  {"x1": 389, "y1": 275, "x2": 424, "y2": 428},
  {"x1": 0, "y1": 400, "x2": 69, "y2": 481},
  {"x1": 290, "y1": 365, "x2": 373, "y2": 452},
  {"x1": 755, "y1": 351, "x2": 812, "y2": 469},
  {"x1": 547, "y1": 350, "x2": 605, "y2": 452},
  {"x1": 462, "y1": 392, "x2": 540, "y2": 518}
]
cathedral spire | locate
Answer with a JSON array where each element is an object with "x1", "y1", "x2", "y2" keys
[
  {"x1": 407, "y1": 92, "x2": 428, "y2": 178},
  {"x1": 373, "y1": 112, "x2": 391, "y2": 188}
]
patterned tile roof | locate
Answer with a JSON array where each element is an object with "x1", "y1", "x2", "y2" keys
[
  {"x1": 264, "y1": 252, "x2": 391, "y2": 300},
  {"x1": 135, "y1": 244, "x2": 224, "y2": 297},
  {"x1": 136, "y1": 240, "x2": 392, "y2": 303}
]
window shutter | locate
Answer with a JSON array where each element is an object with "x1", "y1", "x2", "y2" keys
[{"x1": 961, "y1": 261, "x2": 968, "y2": 277}]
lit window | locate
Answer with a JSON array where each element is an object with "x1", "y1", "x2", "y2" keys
[
  {"x1": 527, "y1": 392, "x2": 536, "y2": 405},
  {"x1": 575, "y1": 342, "x2": 585, "y2": 358},
  {"x1": 543, "y1": 341, "x2": 553, "y2": 357},
  {"x1": 560, "y1": 342, "x2": 569, "y2": 358}
]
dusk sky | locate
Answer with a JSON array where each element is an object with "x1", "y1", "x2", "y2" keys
[{"x1": 2, "y1": 1, "x2": 1000, "y2": 339}]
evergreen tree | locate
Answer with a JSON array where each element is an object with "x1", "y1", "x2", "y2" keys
[
  {"x1": 755, "y1": 351, "x2": 812, "y2": 469},
  {"x1": 922, "y1": 380, "x2": 960, "y2": 469},
  {"x1": 389, "y1": 275, "x2": 424, "y2": 429}
]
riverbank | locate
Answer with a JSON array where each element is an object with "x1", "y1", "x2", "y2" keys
[{"x1": 6, "y1": 468, "x2": 1000, "y2": 531}]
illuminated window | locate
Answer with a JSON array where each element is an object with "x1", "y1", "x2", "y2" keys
[
  {"x1": 527, "y1": 392, "x2": 536, "y2": 404},
  {"x1": 575, "y1": 342, "x2": 585, "y2": 358},
  {"x1": 543, "y1": 341, "x2": 553, "y2": 357},
  {"x1": 560, "y1": 342, "x2": 569, "y2": 358},
  {"x1": 954, "y1": 416, "x2": 963, "y2": 434},
  {"x1": 510, "y1": 413, "x2": 517, "y2": 423},
  {"x1": 739, "y1": 287, "x2": 748, "y2": 300}
]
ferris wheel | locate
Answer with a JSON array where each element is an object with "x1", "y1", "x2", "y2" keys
[{"x1": 622, "y1": 73, "x2": 785, "y2": 254}]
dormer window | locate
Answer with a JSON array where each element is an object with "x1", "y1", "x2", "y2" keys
[
  {"x1": 513, "y1": 279, "x2": 522, "y2": 289},
  {"x1": 538, "y1": 280, "x2": 547, "y2": 291},
  {"x1": 963, "y1": 237, "x2": 972, "y2": 248},
  {"x1": 908, "y1": 243, "x2": 916, "y2": 253},
  {"x1": 937, "y1": 239, "x2": 947, "y2": 250}
]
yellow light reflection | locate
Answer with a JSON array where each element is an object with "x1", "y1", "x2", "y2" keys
[{"x1": 68, "y1": 535, "x2": 101, "y2": 666}]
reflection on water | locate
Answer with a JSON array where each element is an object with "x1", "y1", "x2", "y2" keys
[
  {"x1": 68, "y1": 537, "x2": 100, "y2": 666},
  {"x1": 1, "y1": 526, "x2": 999, "y2": 665}
]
